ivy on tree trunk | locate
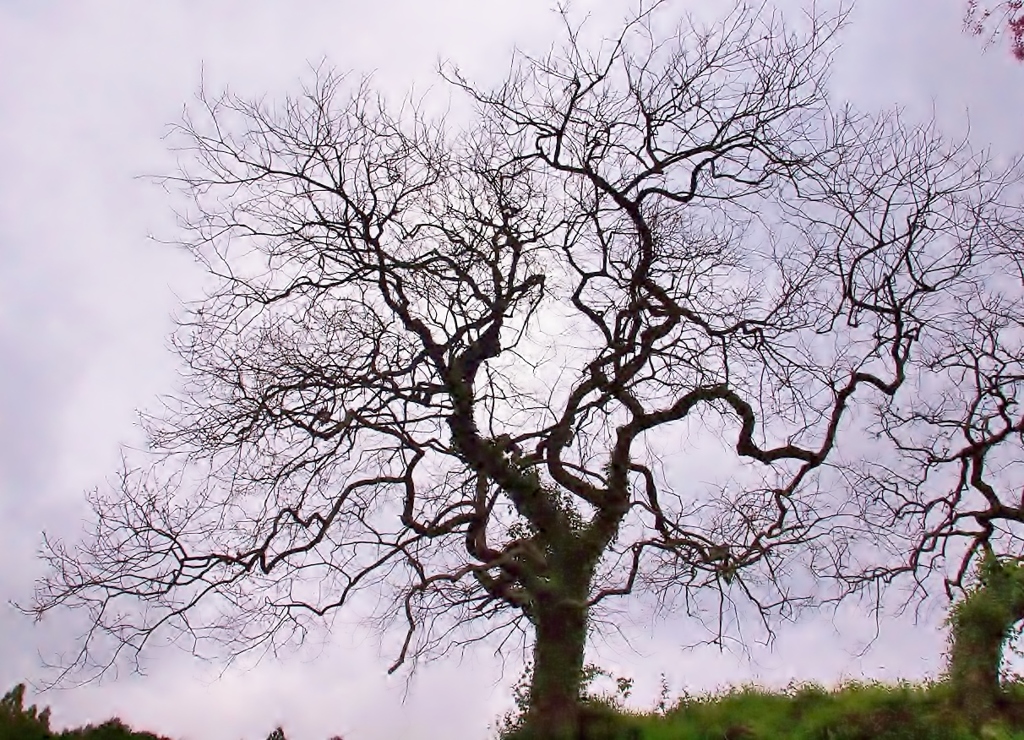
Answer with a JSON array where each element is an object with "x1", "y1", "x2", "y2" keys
[{"x1": 946, "y1": 553, "x2": 1024, "y2": 726}]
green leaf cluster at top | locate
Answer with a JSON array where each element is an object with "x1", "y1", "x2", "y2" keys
[{"x1": 945, "y1": 550, "x2": 1024, "y2": 718}]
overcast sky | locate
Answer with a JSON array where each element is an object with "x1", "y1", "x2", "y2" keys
[{"x1": 1, "y1": 2, "x2": 1022, "y2": 740}]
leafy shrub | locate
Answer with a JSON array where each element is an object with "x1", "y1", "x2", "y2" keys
[
  {"x1": 0, "y1": 684, "x2": 170, "y2": 740},
  {"x1": 0, "y1": 684, "x2": 51, "y2": 740},
  {"x1": 60, "y1": 718, "x2": 169, "y2": 740},
  {"x1": 494, "y1": 662, "x2": 640, "y2": 740}
]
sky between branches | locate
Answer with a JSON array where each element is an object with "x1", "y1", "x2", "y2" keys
[{"x1": 1, "y1": 2, "x2": 1022, "y2": 740}]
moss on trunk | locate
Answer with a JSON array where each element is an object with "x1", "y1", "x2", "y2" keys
[
  {"x1": 526, "y1": 601, "x2": 589, "y2": 739},
  {"x1": 946, "y1": 553, "x2": 1024, "y2": 725}
]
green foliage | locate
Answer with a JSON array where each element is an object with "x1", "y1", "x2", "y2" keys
[
  {"x1": 60, "y1": 718, "x2": 168, "y2": 740},
  {"x1": 946, "y1": 552, "x2": 1024, "y2": 722},
  {"x1": 489, "y1": 659, "x2": 1024, "y2": 739},
  {"x1": 0, "y1": 684, "x2": 169, "y2": 740},
  {"x1": 490, "y1": 669, "x2": 1024, "y2": 739},
  {"x1": 0, "y1": 684, "x2": 346, "y2": 740},
  {"x1": 588, "y1": 679, "x2": 1024, "y2": 740},
  {"x1": 0, "y1": 684, "x2": 51, "y2": 740},
  {"x1": 494, "y1": 661, "x2": 639, "y2": 740}
]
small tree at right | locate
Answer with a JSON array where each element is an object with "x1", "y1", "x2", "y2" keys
[
  {"x1": 946, "y1": 553, "x2": 1024, "y2": 724},
  {"x1": 841, "y1": 103, "x2": 1024, "y2": 722}
]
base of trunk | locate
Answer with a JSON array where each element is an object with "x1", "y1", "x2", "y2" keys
[
  {"x1": 526, "y1": 601, "x2": 588, "y2": 740},
  {"x1": 518, "y1": 702, "x2": 639, "y2": 740}
]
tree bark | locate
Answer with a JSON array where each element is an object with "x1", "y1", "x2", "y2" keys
[
  {"x1": 950, "y1": 597, "x2": 1015, "y2": 724},
  {"x1": 526, "y1": 599, "x2": 589, "y2": 740},
  {"x1": 949, "y1": 613, "x2": 1005, "y2": 722}
]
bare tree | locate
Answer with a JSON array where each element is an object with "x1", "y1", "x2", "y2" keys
[
  {"x1": 28, "y1": 3, "x2": 1024, "y2": 738},
  {"x1": 841, "y1": 175, "x2": 1024, "y2": 600}
]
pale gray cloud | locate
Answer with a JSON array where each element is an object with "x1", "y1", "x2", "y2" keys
[{"x1": 1, "y1": 2, "x2": 1021, "y2": 740}]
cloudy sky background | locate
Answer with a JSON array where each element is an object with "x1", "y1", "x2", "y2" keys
[{"x1": 1, "y1": 2, "x2": 1022, "y2": 739}]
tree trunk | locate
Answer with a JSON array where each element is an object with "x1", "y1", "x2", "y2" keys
[
  {"x1": 526, "y1": 600, "x2": 589, "y2": 740},
  {"x1": 949, "y1": 613, "x2": 1005, "y2": 723}
]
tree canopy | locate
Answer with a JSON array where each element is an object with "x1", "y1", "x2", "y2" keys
[{"x1": 29, "y1": 3, "x2": 1024, "y2": 738}]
